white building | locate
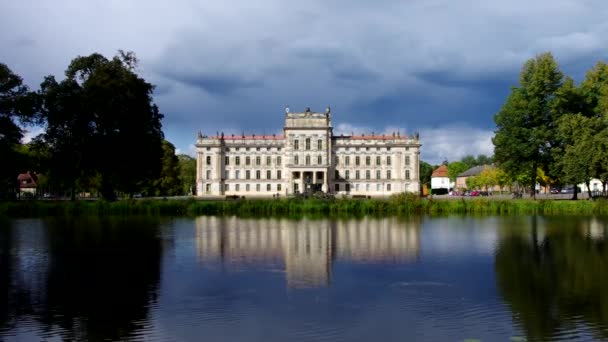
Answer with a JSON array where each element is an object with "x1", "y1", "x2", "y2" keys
[
  {"x1": 195, "y1": 107, "x2": 421, "y2": 197},
  {"x1": 430, "y1": 164, "x2": 453, "y2": 192}
]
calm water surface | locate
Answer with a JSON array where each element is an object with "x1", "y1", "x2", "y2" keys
[{"x1": 1, "y1": 215, "x2": 608, "y2": 341}]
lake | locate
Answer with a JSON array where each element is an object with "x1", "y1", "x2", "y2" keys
[{"x1": 1, "y1": 215, "x2": 607, "y2": 341}]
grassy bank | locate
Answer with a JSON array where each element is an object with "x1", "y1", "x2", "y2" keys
[{"x1": 3, "y1": 195, "x2": 608, "y2": 217}]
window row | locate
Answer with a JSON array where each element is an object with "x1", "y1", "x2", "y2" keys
[
  {"x1": 208, "y1": 183, "x2": 283, "y2": 192},
  {"x1": 335, "y1": 170, "x2": 402, "y2": 180},
  {"x1": 293, "y1": 138, "x2": 324, "y2": 151},
  {"x1": 334, "y1": 183, "x2": 392, "y2": 192},
  {"x1": 206, "y1": 156, "x2": 282, "y2": 166},
  {"x1": 293, "y1": 155, "x2": 324, "y2": 166},
  {"x1": 334, "y1": 155, "x2": 411, "y2": 166},
  {"x1": 205, "y1": 170, "x2": 283, "y2": 180}
]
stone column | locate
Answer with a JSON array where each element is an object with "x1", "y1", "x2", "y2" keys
[
  {"x1": 313, "y1": 172, "x2": 317, "y2": 185},
  {"x1": 323, "y1": 171, "x2": 328, "y2": 192}
]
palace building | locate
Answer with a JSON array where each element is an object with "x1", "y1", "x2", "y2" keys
[{"x1": 195, "y1": 107, "x2": 421, "y2": 197}]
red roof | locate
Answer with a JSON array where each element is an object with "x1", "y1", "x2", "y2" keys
[
  {"x1": 17, "y1": 172, "x2": 38, "y2": 188},
  {"x1": 431, "y1": 165, "x2": 448, "y2": 178}
]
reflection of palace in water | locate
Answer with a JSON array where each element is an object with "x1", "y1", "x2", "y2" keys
[{"x1": 195, "y1": 217, "x2": 420, "y2": 288}]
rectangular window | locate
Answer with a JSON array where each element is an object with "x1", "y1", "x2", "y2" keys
[
  {"x1": 236, "y1": 156, "x2": 240, "y2": 165},
  {"x1": 335, "y1": 170, "x2": 339, "y2": 179},
  {"x1": 206, "y1": 170, "x2": 211, "y2": 179},
  {"x1": 335, "y1": 156, "x2": 339, "y2": 166},
  {"x1": 225, "y1": 170, "x2": 229, "y2": 179},
  {"x1": 376, "y1": 184, "x2": 381, "y2": 191},
  {"x1": 366, "y1": 184, "x2": 370, "y2": 191},
  {"x1": 387, "y1": 184, "x2": 391, "y2": 191},
  {"x1": 405, "y1": 156, "x2": 410, "y2": 166},
  {"x1": 277, "y1": 184, "x2": 282, "y2": 191},
  {"x1": 405, "y1": 170, "x2": 410, "y2": 180},
  {"x1": 267, "y1": 184, "x2": 271, "y2": 192},
  {"x1": 356, "y1": 170, "x2": 360, "y2": 180},
  {"x1": 206, "y1": 184, "x2": 210, "y2": 192},
  {"x1": 345, "y1": 170, "x2": 350, "y2": 180},
  {"x1": 235, "y1": 170, "x2": 240, "y2": 179},
  {"x1": 294, "y1": 155, "x2": 299, "y2": 165},
  {"x1": 335, "y1": 183, "x2": 340, "y2": 192},
  {"x1": 277, "y1": 156, "x2": 282, "y2": 166},
  {"x1": 317, "y1": 140, "x2": 322, "y2": 150},
  {"x1": 366, "y1": 170, "x2": 370, "y2": 180},
  {"x1": 277, "y1": 170, "x2": 282, "y2": 179},
  {"x1": 256, "y1": 170, "x2": 261, "y2": 179},
  {"x1": 236, "y1": 184, "x2": 240, "y2": 191},
  {"x1": 355, "y1": 156, "x2": 360, "y2": 166},
  {"x1": 346, "y1": 183, "x2": 351, "y2": 192},
  {"x1": 376, "y1": 156, "x2": 381, "y2": 165},
  {"x1": 376, "y1": 170, "x2": 381, "y2": 179},
  {"x1": 256, "y1": 156, "x2": 261, "y2": 166},
  {"x1": 294, "y1": 140, "x2": 299, "y2": 150},
  {"x1": 356, "y1": 184, "x2": 360, "y2": 191},
  {"x1": 345, "y1": 156, "x2": 350, "y2": 166},
  {"x1": 387, "y1": 156, "x2": 391, "y2": 166},
  {"x1": 317, "y1": 155, "x2": 322, "y2": 165},
  {"x1": 206, "y1": 156, "x2": 211, "y2": 165},
  {"x1": 246, "y1": 184, "x2": 250, "y2": 192},
  {"x1": 267, "y1": 170, "x2": 271, "y2": 179},
  {"x1": 266, "y1": 156, "x2": 271, "y2": 165},
  {"x1": 246, "y1": 170, "x2": 251, "y2": 179},
  {"x1": 246, "y1": 157, "x2": 251, "y2": 165},
  {"x1": 225, "y1": 184, "x2": 230, "y2": 191},
  {"x1": 366, "y1": 156, "x2": 370, "y2": 166},
  {"x1": 225, "y1": 156, "x2": 229, "y2": 165},
  {"x1": 256, "y1": 184, "x2": 260, "y2": 192},
  {"x1": 387, "y1": 170, "x2": 391, "y2": 179},
  {"x1": 306, "y1": 155, "x2": 310, "y2": 165},
  {"x1": 305, "y1": 138, "x2": 311, "y2": 150}
]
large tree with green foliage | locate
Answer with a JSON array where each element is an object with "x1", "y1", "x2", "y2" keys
[
  {"x1": 152, "y1": 140, "x2": 182, "y2": 196},
  {"x1": 447, "y1": 161, "x2": 469, "y2": 181},
  {"x1": 0, "y1": 63, "x2": 38, "y2": 194},
  {"x1": 177, "y1": 154, "x2": 196, "y2": 195},
  {"x1": 493, "y1": 53, "x2": 565, "y2": 199},
  {"x1": 39, "y1": 52, "x2": 164, "y2": 200}
]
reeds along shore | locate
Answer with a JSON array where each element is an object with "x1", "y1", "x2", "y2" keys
[{"x1": 2, "y1": 195, "x2": 608, "y2": 217}]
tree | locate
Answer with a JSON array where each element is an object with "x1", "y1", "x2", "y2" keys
[
  {"x1": 447, "y1": 161, "x2": 469, "y2": 181},
  {"x1": 558, "y1": 114, "x2": 603, "y2": 199},
  {"x1": 177, "y1": 154, "x2": 196, "y2": 195},
  {"x1": 419, "y1": 161, "x2": 434, "y2": 189},
  {"x1": 152, "y1": 140, "x2": 181, "y2": 196},
  {"x1": 40, "y1": 52, "x2": 164, "y2": 200},
  {"x1": 494, "y1": 53, "x2": 565, "y2": 199},
  {"x1": 0, "y1": 63, "x2": 38, "y2": 194}
]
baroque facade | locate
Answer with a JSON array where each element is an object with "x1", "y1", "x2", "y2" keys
[{"x1": 195, "y1": 107, "x2": 421, "y2": 197}]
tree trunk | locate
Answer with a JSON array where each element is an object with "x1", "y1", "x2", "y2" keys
[
  {"x1": 586, "y1": 180, "x2": 592, "y2": 200},
  {"x1": 572, "y1": 185, "x2": 578, "y2": 200}
]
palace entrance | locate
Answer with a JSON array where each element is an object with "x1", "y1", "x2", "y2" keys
[{"x1": 292, "y1": 171, "x2": 327, "y2": 195}]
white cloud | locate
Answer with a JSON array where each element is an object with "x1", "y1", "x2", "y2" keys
[
  {"x1": 419, "y1": 125, "x2": 494, "y2": 165},
  {"x1": 335, "y1": 121, "x2": 494, "y2": 165},
  {"x1": 20, "y1": 126, "x2": 44, "y2": 144}
]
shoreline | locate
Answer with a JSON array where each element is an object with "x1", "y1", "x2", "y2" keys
[{"x1": 2, "y1": 196, "x2": 608, "y2": 217}]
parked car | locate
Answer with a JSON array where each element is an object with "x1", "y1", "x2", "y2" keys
[
  {"x1": 561, "y1": 186, "x2": 575, "y2": 194},
  {"x1": 550, "y1": 188, "x2": 560, "y2": 194}
]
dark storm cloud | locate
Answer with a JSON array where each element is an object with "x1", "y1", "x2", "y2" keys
[
  {"x1": 157, "y1": 69, "x2": 261, "y2": 95},
  {"x1": 2, "y1": 0, "x2": 608, "y2": 162}
]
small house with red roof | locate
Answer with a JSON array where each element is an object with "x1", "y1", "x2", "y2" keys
[
  {"x1": 431, "y1": 164, "x2": 453, "y2": 194},
  {"x1": 17, "y1": 171, "x2": 38, "y2": 194}
]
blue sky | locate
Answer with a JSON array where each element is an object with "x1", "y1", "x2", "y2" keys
[{"x1": 2, "y1": 0, "x2": 608, "y2": 164}]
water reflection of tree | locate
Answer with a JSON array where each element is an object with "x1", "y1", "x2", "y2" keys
[
  {"x1": 496, "y1": 216, "x2": 608, "y2": 341},
  {"x1": 0, "y1": 217, "x2": 164, "y2": 341}
]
